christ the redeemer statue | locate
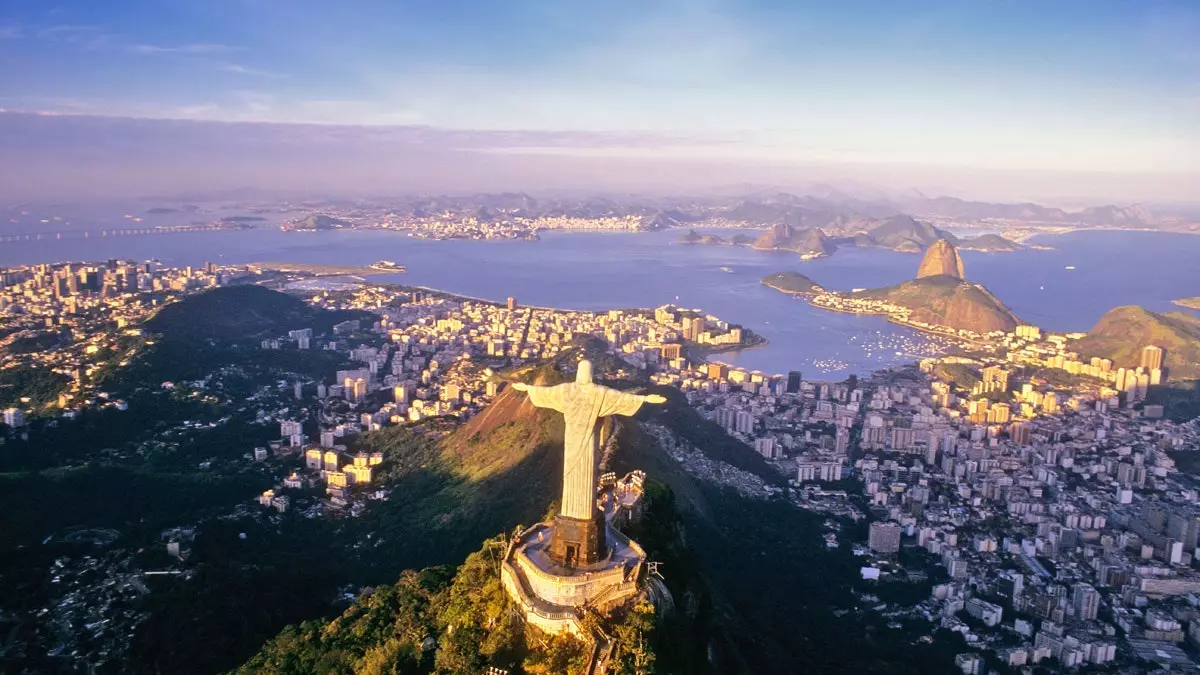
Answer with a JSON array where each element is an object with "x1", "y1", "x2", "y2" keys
[{"x1": 512, "y1": 359, "x2": 665, "y2": 566}]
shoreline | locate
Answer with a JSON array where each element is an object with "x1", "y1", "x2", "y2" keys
[
  {"x1": 248, "y1": 261, "x2": 399, "y2": 277},
  {"x1": 399, "y1": 284, "x2": 771, "y2": 358},
  {"x1": 1015, "y1": 225, "x2": 1200, "y2": 244},
  {"x1": 763, "y1": 282, "x2": 989, "y2": 346}
]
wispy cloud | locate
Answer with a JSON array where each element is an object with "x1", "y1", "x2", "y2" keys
[
  {"x1": 0, "y1": 25, "x2": 21, "y2": 39},
  {"x1": 35, "y1": 24, "x2": 114, "y2": 48},
  {"x1": 131, "y1": 43, "x2": 242, "y2": 55},
  {"x1": 34, "y1": 24, "x2": 246, "y2": 63},
  {"x1": 218, "y1": 62, "x2": 287, "y2": 78}
]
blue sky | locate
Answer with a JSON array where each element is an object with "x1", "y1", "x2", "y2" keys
[{"x1": 0, "y1": 0, "x2": 1198, "y2": 201}]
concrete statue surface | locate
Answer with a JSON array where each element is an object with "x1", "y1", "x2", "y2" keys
[{"x1": 512, "y1": 360, "x2": 665, "y2": 522}]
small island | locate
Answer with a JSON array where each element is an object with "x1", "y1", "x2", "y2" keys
[
  {"x1": 761, "y1": 271, "x2": 823, "y2": 295},
  {"x1": 280, "y1": 214, "x2": 352, "y2": 231},
  {"x1": 678, "y1": 229, "x2": 728, "y2": 245},
  {"x1": 752, "y1": 223, "x2": 835, "y2": 258},
  {"x1": 677, "y1": 229, "x2": 755, "y2": 247},
  {"x1": 956, "y1": 233, "x2": 1022, "y2": 252}
]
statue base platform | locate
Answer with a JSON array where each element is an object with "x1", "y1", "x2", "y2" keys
[
  {"x1": 501, "y1": 520, "x2": 646, "y2": 636},
  {"x1": 549, "y1": 512, "x2": 606, "y2": 567}
]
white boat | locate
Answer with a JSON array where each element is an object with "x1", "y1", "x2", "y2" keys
[{"x1": 1065, "y1": 265, "x2": 1076, "y2": 270}]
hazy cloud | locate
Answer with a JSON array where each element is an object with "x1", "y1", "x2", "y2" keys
[
  {"x1": 1, "y1": 111, "x2": 1195, "y2": 204},
  {"x1": 131, "y1": 43, "x2": 242, "y2": 55},
  {"x1": 0, "y1": 25, "x2": 22, "y2": 39}
]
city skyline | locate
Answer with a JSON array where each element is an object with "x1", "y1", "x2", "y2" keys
[{"x1": 1, "y1": 1, "x2": 1198, "y2": 203}]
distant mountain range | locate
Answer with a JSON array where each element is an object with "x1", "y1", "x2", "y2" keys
[
  {"x1": 241, "y1": 188, "x2": 1196, "y2": 234},
  {"x1": 897, "y1": 196, "x2": 1163, "y2": 227},
  {"x1": 679, "y1": 215, "x2": 1022, "y2": 261}
]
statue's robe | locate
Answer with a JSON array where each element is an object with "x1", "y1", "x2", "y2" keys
[{"x1": 524, "y1": 382, "x2": 646, "y2": 520}]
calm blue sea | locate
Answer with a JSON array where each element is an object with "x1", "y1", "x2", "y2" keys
[{"x1": 2, "y1": 204, "x2": 1197, "y2": 379}]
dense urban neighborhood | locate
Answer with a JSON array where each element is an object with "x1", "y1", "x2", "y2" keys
[{"x1": 2, "y1": 258, "x2": 1200, "y2": 673}]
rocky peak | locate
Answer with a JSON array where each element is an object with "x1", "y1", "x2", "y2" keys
[{"x1": 916, "y1": 238, "x2": 965, "y2": 280}]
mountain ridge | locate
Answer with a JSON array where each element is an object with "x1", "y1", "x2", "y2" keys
[{"x1": 1074, "y1": 306, "x2": 1200, "y2": 380}]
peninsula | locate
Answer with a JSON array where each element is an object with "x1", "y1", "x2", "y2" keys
[
  {"x1": 762, "y1": 238, "x2": 1020, "y2": 336},
  {"x1": 1173, "y1": 297, "x2": 1200, "y2": 311}
]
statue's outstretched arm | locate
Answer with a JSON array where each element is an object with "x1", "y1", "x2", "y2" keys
[
  {"x1": 511, "y1": 381, "x2": 566, "y2": 412},
  {"x1": 599, "y1": 389, "x2": 666, "y2": 417}
]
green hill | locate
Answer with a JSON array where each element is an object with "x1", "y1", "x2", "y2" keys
[
  {"x1": 1074, "y1": 305, "x2": 1200, "y2": 380},
  {"x1": 234, "y1": 350, "x2": 960, "y2": 674},
  {"x1": 145, "y1": 286, "x2": 363, "y2": 341},
  {"x1": 97, "y1": 287, "x2": 366, "y2": 392},
  {"x1": 761, "y1": 271, "x2": 823, "y2": 295},
  {"x1": 231, "y1": 536, "x2": 635, "y2": 675},
  {"x1": 855, "y1": 276, "x2": 1020, "y2": 334},
  {"x1": 932, "y1": 362, "x2": 982, "y2": 390}
]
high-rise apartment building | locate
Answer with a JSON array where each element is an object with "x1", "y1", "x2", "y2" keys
[
  {"x1": 786, "y1": 370, "x2": 802, "y2": 394},
  {"x1": 1072, "y1": 583, "x2": 1100, "y2": 621},
  {"x1": 1141, "y1": 345, "x2": 1164, "y2": 372}
]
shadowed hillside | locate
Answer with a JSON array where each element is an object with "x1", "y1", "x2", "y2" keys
[
  {"x1": 145, "y1": 285, "x2": 366, "y2": 341},
  {"x1": 96, "y1": 286, "x2": 363, "y2": 393}
]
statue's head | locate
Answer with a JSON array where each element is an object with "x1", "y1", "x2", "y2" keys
[{"x1": 576, "y1": 359, "x2": 594, "y2": 384}]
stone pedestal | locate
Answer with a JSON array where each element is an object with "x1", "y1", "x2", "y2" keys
[{"x1": 549, "y1": 511, "x2": 606, "y2": 567}]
